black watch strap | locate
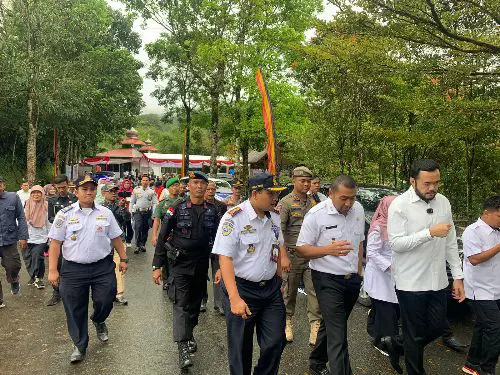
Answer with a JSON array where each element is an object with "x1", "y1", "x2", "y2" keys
[{"x1": 120, "y1": 258, "x2": 129, "y2": 263}]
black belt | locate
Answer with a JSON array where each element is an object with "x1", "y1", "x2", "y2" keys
[
  {"x1": 331, "y1": 273, "x2": 359, "y2": 280},
  {"x1": 235, "y1": 275, "x2": 275, "y2": 288}
]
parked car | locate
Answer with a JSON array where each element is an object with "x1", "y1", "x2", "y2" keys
[
  {"x1": 93, "y1": 171, "x2": 116, "y2": 180},
  {"x1": 180, "y1": 177, "x2": 232, "y2": 201}
]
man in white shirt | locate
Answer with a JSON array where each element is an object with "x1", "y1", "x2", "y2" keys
[
  {"x1": 308, "y1": 176, "x2": 327, "y2": 205},
  {"x1": 461, "y1": 195, "x2": 500, "y2": 375},
  {"x1": 388, "y1": 159, "x2": 465, "y2": 375},
  {"x1": 16, "y1": 181, "x2": 31, "y2": 207},
  {"x1": 297, "y1": 175, "x2": 365, "y2": 375}
]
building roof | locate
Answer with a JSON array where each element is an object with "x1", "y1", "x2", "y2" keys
[
  {"x1": 122, "y1": 138, "x2": 146, "y2": 146},
  {"x1": 248, "y1": 150, "x2": 267, "y2": 164},
  {"x1": 96, "y1": 148, "x2": 144, "y2": 158},
  {"x1": 139, "y1": 145, "x2": 158, "y2": 152}
]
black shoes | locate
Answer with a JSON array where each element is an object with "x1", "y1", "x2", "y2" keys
[
  {"x1": 187, "y1": 337, "x2": 197, "y2": 353},
  {"x1": 200, "y1": 302, "x2": 207, "y2": 313},
  {"x1": 134, "y1": 245, "x2": 147, "y2": 254},
  {"x1": 442, "y1": 336, "x2": 468, "y2": 352},
  {"x1": 178, "y1": 341, "x2": 193, "y2": 369},
  {"x1": 47, "y1": 291, "x2": 61, "y2": 306},
  {"x1": 70, "y1": 346, "x2": 86, "y2": 363},
  {"x1": 381, "y1": 336, "x2": 403, "y2": 374},
  {"x1": 93, "y1": 321, "x2": 109, "y2": 343},
  {"x1": 10, "y1": 282, "x2": 20, "y2": 295},
  {"x1": 308, "y1": 366, "x2": 330, "y2": 375},
  {"x1": 114, "y1": 296, "x2": 128, "y2": 305}
]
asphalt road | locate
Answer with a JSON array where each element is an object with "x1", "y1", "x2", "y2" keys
[{"x1": 0, "y1": 242, "x2": 473, "y2": 375}]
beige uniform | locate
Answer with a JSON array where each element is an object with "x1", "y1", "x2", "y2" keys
[{"x1": 277, "y1": 192, "x2": 321, "y2": 323}]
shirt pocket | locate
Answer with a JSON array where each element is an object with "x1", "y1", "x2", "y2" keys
[
  {"x1": 95, "y1": 222, "x2": 110, "y2": 237},
  {"x1": 240, "y1": 233, "x2": 260, "y2": 255},
  {"x1": 319, "y1": 227, "x2": 342, "y2": 246},
  {"x1": 66, "y1": 223, "x2": 83, "y2": 240}
]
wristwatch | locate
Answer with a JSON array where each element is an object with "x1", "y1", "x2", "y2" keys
[
  {"x1": 152, "y1": 266, "x2": 161, "y2": 271},
  {"x1": 120, "y1": 258, "x2": 129, "y2": 263}
]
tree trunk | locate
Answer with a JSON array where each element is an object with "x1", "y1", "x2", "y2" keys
[
  {"x1": 209, "y1": 91, "x2": 219, "y2": 177},
  {"x1": 183, "y1": 107, "x2": 191, "y2": 175},
  {"x1": 240, "y1": 138, "x2": 249, "y2": 198},
  {"x1": 26, "y1": 86, "x2": 37, "y2": 185}
]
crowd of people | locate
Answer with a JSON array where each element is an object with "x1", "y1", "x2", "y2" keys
[{"x1": 0, "y1": 159, "x2": 498, "y2": 375}]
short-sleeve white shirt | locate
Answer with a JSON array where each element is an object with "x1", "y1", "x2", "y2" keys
[
  {"x1": 463, "y1": 218, "x2": 500, "y2": 300},
  {"x1": 296, "y1": 199, "x2": 365, "y2": 275},
  {"x1": 48, "y1": 203, "x2": 123, "y2": 264},
  {"x1": 212, "y1": 200, "x2": 284, "y2": 282}
]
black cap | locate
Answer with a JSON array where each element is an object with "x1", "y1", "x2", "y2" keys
[
  {"x1": 74, "y1": 175, "x2": 98, "y2": 187},
  {"x1": 188, "y1": 171, "x2": 208, "y2": 183},
  {"x1": 248, "y1": 172, "x2": 285, "y2": 192}
]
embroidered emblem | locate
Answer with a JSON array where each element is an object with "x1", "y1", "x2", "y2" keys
[
  {"x1": 222, "y1": 220, "x2": 234, "y2": 236},
  {"x1": 247, "y1": 244, "x2": 256, "y2": 254},
  {"x1": 55, "y1": 219, "x2": 64, "y2": 228},
  {"x1": 166, "y1": 207, "x2": 175, "y2": 216},
  {"x1": 96, "y1": 226, "x2": 104, "y2": 233},
  {"x1": 227, "y1": 207, "x2": 242, "y2": 217},
  {"x1": 240, "y1": 225, "x2": 256, "y2": 234}
]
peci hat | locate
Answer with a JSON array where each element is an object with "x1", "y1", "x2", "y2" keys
[
  {"x1": 248, "y1": 172, "x2": 285, "y2": 192},
  {"x1": 292, "y1": 166, "x2": 313, "y2": 178},
  {"x1": 188, "y1": 171, "x2": 208, "y2": 183},
  {"x1": 165, "y1": 177, "x2": 180, "y2": 189},
  {"x1": 75, "y1": 175, "x2": 98, "y2": 187},
  {"x1": 101, "y1": 183, "x2": 118, "y2": 192}
]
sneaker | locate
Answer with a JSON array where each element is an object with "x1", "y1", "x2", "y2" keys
[
  {"x1": 126, "y1": 243, "x2": 132, "y2": 248},
  {"x1": 462, "y1": 361, "x2": 481, "y2": 375},
  {"x1": 114, "y1": 296, "x2": 128, "y2": 306},
  {"x1": 373, "y1": 343, "x2": 389, "y2": 356},
  {"x1": 0, "y1": 302, "x2": 5, "y2": 308},
  {"x1": 34, "y1": 278, "x2": 45, "y2": 289},
  {"x1": 11, "y1": 282, "x2": 20, "y2": 295},
  {"x1": 93, "y1": 321, "x2": 109, "y2": 343},
  {"x1": 133, "y1": 247, "x2": 141, "y2": 254},
  {"x1": 141, "y1": 246, "x2": 146, "y2": 253},
  {"x1": 46, "y1": 293, "x2": 62, "y2": 306},
  {"x1": 309, "y1": 320, "x2": 321, "y2": 346},
  {"x1": 27, "y1": 277, "x2": 35, "y2": 286},
  {"x1": 285, "y1": 317, "x2": 294, "y2": 342}
]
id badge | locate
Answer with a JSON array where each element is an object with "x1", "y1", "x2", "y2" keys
[{"x1": 270, "y1": 243, "x2": 280, "y2": 263}]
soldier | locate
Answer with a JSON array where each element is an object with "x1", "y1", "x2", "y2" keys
[
  {"x1": 130, "y1": 175, "x2": 158, "y2": 254},
  {"x1": 46, "y1": 174, "x2": 77, "y2": 306},
  {"x1": 212, "y1": 172, "x2": 287, "y2": 375},
  {"x1": 101, "y1": 183, "x2": 129, "y2": 306},
  {"x1": 152, "y1": 171, "x2": 219, "y2": 370},
  {"x1": 224, "y1": 181, "x2": 243, "y2": 209},
  {"x1": 277, "y1": 166, "x2": 322, "y2": 345}
]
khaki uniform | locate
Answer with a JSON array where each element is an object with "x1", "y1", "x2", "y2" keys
[
  {"x1": 224, "y1": 195, "x2": 242, "y2": 210},
  {"x1": 278, "y1": 192, "x2": 321, "y2": 323}
]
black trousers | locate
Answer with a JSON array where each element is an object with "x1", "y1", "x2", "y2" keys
[
  {"x1": 51, "y1": 252, "x2": 63, "y2": 296},
  {"x1": 124, "y1": 220, "x2": 134, "y2": 244},
  {"x1": 166, "y1": 266, "x2": 208, "y2": 343},
  {"x1": 309, "y1": 270, "x2": 361, "y2": 375},
  {"x1": 396, "y1": 289, "x2": 447, "y2": 375},
  {"x1": 221, "y1": 275, "x2": 286, "y2": 375},
  {"x1": 202, "y1": 254, "x2": 222, "y2": 309},
  {"x1": 367, "y1": 298, "x2": 400, "y2": 345},
  {"x1": 133, "y1": 210, "x2": 151, "y2": 248},
  {"x1": 22, "y1": 243, "x2": 47, "y2": 280},
  {"x1": 0, "y1": 243, "x2": 21, "y2": 302},
  {"x1": 466, "y1": 299, "x2": 500, "y2": 373},
  {"x1": 59, "y1": 256, "x2": 116, "y2": 352}
]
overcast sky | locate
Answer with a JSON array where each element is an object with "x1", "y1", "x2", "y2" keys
[{"x1": 108, "y1": 1, "x2": 336, "y2": 115}]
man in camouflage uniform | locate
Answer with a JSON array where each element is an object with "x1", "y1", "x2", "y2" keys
[
  {"x1": 277, "y1": 166, "x2": 321, "y2": 346},
  {"x1": 223, "y1": 181, "x2": 243, "y2": 209}
]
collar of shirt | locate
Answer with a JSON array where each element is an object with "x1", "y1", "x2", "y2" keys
[
  {"x1": 243, "y1": 200, "x2": 269, "y2": 224},
  {"x1": 408, "y1": 186, "x2": 425, "y2": 204},
  {"x1": 475, "y1": 217, "x2": 497, "y2": 234},
  {"x1": 78, "y1": 202, "x2": 96, "y2": 211}
]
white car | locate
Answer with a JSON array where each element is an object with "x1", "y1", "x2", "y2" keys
[{"x1": 180, "y1": 177, "x2": 232, "y2": 201}]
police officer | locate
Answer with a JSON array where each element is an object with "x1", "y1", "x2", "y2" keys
[
  {"x1": 101, "y1": 183, "x2": 129, "y2": 306},
  {"x1": 47, "y1": 175, "x2": 128, "y2": 363},
  {"x1": 152, "y1": 171, "x2": 219, "y2": 370},
  {"x1": 130, "y1": 174, "x2": 158, "y2": 254},
  {"x1": 0, "y1": 175, "x2": 28, "y2": 307},
  {"x1": 212, "y1": 172, "x2": 287, "y2": 375},
  {"x1": 296, "y1": 175, "x2": 365, "y2": 375},
  {"x1": 277, "y1": 166, "x2": 322, "y2": 345},
  {"x1": 47, "y1": 174, "x2": 77, "y2": 306},
  {"x1": 462, "y1": 195, "x2": 500, "y2": 375},
  {"x1": 223, "y1": 181, "x2": 243, "y2": 209}
]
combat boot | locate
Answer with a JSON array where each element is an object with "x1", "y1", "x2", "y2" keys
[
  {"x1": 178, "y1": 341, "x2": 193, "y2": 369},
  {"x1": 285, "y1": 316, "x2": 294, "y2": 342}
]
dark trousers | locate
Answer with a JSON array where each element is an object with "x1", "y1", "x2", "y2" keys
[
  {"x1": 202, "y1": 254, "x2": 222, "y2": 309},
  {"x1": 0, "y1": 243, "x2": 21, "y2": 302},
  {"x1": 124, "y1": 220, "x2": 134, "y2": 244},
  {"x1": 22, "y1": 243, "x2": 47, "y2": 280},
  {"x1": 59, "y1": 256, "x2": 117, "y2": 352},
  {"x1": 466, "y1": 299, "x2": 500, "y2": 373},
  {"x1": 51, "y1": 252, "x2": 63, "y2": 297},
  {"x1": 309, "y1": 270, "x2": 361, "y2": 375},
  {"x1": 396, "y1": 288, "x2": 447, "y2": 375},
  {"x1": 221, "y1": 275, "x2": 286, "y2": 375},
  {"x1": 367, "y1": 298, "x2": 400, "y2": 344},
  {"x1": 133, "y1": 211, "x2": 151, "y2": 247},
  {"x1": 167, "y1": 267, "x2": 208, "y2": 342}
]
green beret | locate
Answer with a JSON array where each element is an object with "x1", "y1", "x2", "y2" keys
[{"x1": 165, "y1": 177, "x2": 180, "y2": 189}]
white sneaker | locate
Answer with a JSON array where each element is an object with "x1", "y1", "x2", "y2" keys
[
  {"x1": 126, "y1": 243, "x2": 132, "y2": 248},
  {"x1": 0, "y1": 302, "x2": 5, "y2": 308}
]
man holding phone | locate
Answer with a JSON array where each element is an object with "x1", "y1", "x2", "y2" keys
[{"x1": 296, "y1": 175, "x2": 365, "y2": 375}]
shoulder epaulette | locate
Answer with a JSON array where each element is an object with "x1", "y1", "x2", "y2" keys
[
  {"x1": 61, "y1": 205, "x2": 73, "y2": 214},
  {"x1": 228, "y1": 207, "x2": 242, "y2": 217}
]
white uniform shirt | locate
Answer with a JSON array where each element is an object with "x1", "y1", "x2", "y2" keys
[
  {"x1": 296, "y1": 199, "x2": 365, "y2": 275},
  {"x1": 130, "y1": 186, "x2": 158, "y2": 212},
  {"x1": 48, "y1": 203, "x2": 123, "y2": 264},
  {"x1": 28, "y1": 219, "x2": 51, "y2": 244},
  {"x1": 16, "y1": 189, "x2": 31, "y2": 207},
  {"x1": 212, "y1": 200, "x2": 284, "y2": 282},
  {"x1": 363, "y1": 229, "x2": 398, "y2": 303},
  {"x1": 388, "y1": 186, "x2": 463, "y2": 292},
  {"x1": 463, "y1": 218, "x2": 500, "y2": 300}
]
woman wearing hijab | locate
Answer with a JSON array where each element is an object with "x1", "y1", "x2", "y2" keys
[
  {"x1": 23, "y1": 185, "x2": 51, "y2": 289},
  {"x1": 364, "y1": 196, "x2": 402, "y2": 365},
  {"x1": 118, "y1": 178, "x2": 134, "y2": 248}
]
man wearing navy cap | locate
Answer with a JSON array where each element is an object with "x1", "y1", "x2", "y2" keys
[
  {"x1": 152, "y1": 171, "x2": 220, "y2": 370},
  {"x1": 212, "y1": 172, "x2": 287, "y2": 375}
]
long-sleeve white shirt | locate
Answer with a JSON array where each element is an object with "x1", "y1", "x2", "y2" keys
[{"x1": 388, "y1": 186, "x2": 463, "y2": 292}]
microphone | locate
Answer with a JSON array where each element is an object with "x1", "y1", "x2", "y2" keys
[{"x1": 426, "y1": 208, "x2": 434, "y2": 214}]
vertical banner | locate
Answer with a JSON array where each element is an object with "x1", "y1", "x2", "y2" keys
[{"x1": 256, "y1": 68, "x2": 278, "y2": 175}]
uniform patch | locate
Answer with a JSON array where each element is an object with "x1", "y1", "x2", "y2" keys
[
  {"x1": 61, "y1": 206, "x2": 73, "y2": 214},
  {"x1": 222, "y1": 220, "x2": 234, "y2": 236},
  {"x1": 96, "y1": 226, "x2": 104, "y2": 233},
  {"x1": 69, "y1": 217, "x2": 79, "y2": 223},
  {"x1": 166, "y1": 207, "x2": 175, "y2": 216},
  {"x1": 227, "y1": 207, "x2": 242, "y2": 217},
  {"x1": 247, "y1": 244, "x2": 256, "y2": 254},
  {"x1": 240, "y1": 225, "x2": 256, "y2": 234},
  {"x1": 54, "y1": 219, "x2": 64, "y2": 228}
]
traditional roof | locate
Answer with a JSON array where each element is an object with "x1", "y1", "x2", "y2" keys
[
  {"x1": 96, "y1": 148, "x2": 144, "y2": 158},
  {"x1": 139, "y1": 144, "x2": 158, "y2": 152},
  {"x1": 122, "y1": 127, "x2": 146, "y2": 146}
]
